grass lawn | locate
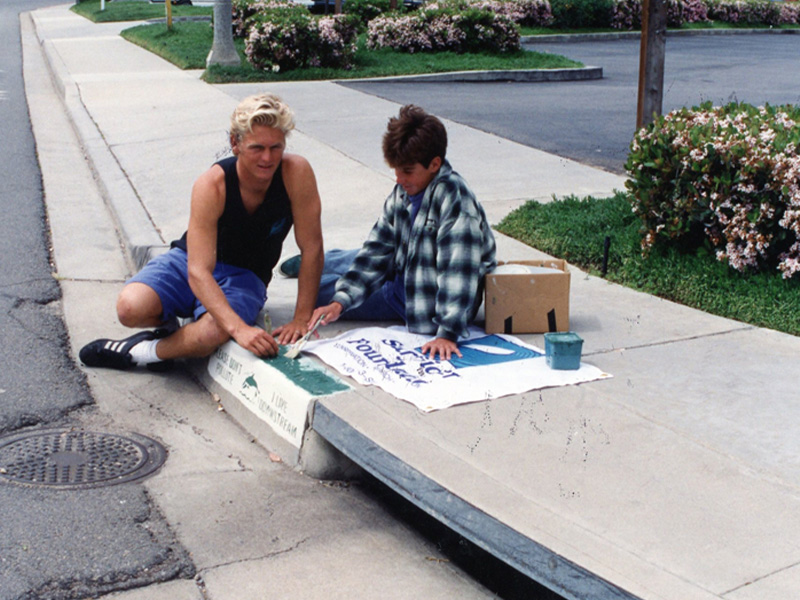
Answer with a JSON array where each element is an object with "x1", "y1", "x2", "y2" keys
[
  {"x1": 205, "y1": 41, "x2": 583, "y2": 83},
  {"x1": 120, "y1": 20, "x2": 214, "y2": 69},
  {"x1": 71, "y1": 0, "x2": 212, "y2": 23},
  {"x1": 120, "y1": 20, "x2": 583, "y2": 80},
  {"x1": 496, "y1": 193, "x2": 800, "y2": 337}
]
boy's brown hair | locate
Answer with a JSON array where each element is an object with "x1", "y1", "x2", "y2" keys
[{"x1": 382, "y1": 105, "x2": 447, "y2": 169}]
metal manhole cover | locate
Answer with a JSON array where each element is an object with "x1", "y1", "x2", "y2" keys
[{"x1": 0, "y1": 429, "x2": 167, "y2": 489}]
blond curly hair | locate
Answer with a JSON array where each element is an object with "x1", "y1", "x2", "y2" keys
[{"x1": 230, "y1": 93, "x2": 295, "y2": 142}]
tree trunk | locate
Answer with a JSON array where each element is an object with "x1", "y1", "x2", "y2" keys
[{"x1": 207, "y1": 0, "x2": 241, "y2": 68}]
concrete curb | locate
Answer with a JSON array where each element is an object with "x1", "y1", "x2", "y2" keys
[
  {"x1": 521, "y1": 26, "x2": 800, "y2": 43},
  {"x1": 336, "y1": 66, "x2": 602, "y2": 83},
  {"x1": 32, "y1": 14, "x2": 166, "y2": 273},
  {"x1": 312, "y1": 403, "x2": 641, "y2": 600}
]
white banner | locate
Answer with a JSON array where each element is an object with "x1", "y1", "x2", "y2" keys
[{"x1": 304, "y1": 327, "x2": 611, "y2": 412}]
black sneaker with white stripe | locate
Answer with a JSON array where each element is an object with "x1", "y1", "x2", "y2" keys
[{"x1": 79, "y1": 330, "x2": 158, "y2": 371}]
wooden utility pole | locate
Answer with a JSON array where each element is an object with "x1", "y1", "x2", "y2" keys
[{"x1": 636, "y1": 0, "x2": 667, "y2": 129}]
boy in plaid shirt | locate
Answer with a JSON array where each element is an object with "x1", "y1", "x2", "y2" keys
[{"x1": 292, "y1": 105, "x2": 496, "y2": 360}]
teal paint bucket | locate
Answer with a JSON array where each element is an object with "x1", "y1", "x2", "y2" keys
[{"x1": 544, "y1": 332, "x2": 583, "y2": 370}]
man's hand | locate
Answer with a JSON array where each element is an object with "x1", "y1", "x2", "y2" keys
[
  {"x1": 421, "y1": 337, "x2": 462, "y2": 361},
  {"x1": 272, "y1": 317, "x2": 310, "y2": 346},
  {"x1": 233, "y1": 323, "x2": 280, "y2": 358},
  {"x1": 309, "y1": 302, "x2": 344, "y2": 329}
]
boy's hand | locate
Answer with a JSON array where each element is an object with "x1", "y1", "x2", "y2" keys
[
  {"x1": 421, "y1": 338, "x2": 462, "y2": 361},
  {"x1": 272, "y1": 317, "x2": 310, "y2": 346},
  {"x1": 309, "y1": 302, "x2": 343, "y2": 329}
]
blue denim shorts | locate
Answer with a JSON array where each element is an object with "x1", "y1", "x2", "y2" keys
[{"x1": 127, "y1": 247, "x2": 267, "y2": 324}]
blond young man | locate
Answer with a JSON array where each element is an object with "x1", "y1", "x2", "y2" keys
[{"x1": 80, "y1": 93, "x2": 323, "y2": 370}]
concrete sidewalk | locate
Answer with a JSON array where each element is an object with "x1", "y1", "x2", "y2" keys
[{"x1": 27, "y1": 5, "x2": 800, "y2": 599}]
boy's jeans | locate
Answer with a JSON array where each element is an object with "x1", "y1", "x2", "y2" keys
[{"x1": 317, "y1": 249, "x2": 403, "y2": 322}]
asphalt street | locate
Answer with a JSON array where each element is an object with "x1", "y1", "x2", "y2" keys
[
  {"x1": 341, "y1": 33, "x2": 800, "y2": 175},
  {"x1": 1, "y1": 2, "x2": 194, "y2": 596},
  {"x1": 0, "y1": 0, "x2": 89, "y2": 433}
]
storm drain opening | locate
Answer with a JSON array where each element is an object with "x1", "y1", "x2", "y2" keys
[{"x1": 0, "y1": 429, "x2": 167, "y2": 489}]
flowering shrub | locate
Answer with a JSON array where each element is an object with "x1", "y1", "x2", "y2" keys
[
  {"x1": 344, "y1": 0, "x2": 397, "y2": 30},
  {"x1": 245, "y1": 11, "x2": 359, "y2": 70},
  {"x1": 609, "y1": 0, "x2": 800, "y2": 29},
  {"x1": 625, "y1": 102, "x2": 800, "y2": 278},
  {"x1": 232, "y1": 0, "x2": 307, "y2": 37},
  {"x1": 681, "y1": 0, "x2": 711, "y2": 23},
  {"x1": 232, "y1": 0, "x2": 256, "y2": 36},
  {"x1": 610, "y1": 0, "x2": 705, "y2": 29},
  {"x1": 779, "y1": 1, "x2": 800, "y2": 24},
  {"x1": 368, "y1": 13, "x2": 436, "y2": 52},
  {"x1": 550, "y1": 0, "x2": 614, "y2": 28},
  {"x1": 468, "y1": 0, "x2": 554, "y2": 26},
  {"x1": 367, "y1": 4, "x2": 521, "y2": 53},
  {"x1": 706, "y1": 0, "x2": 782, "y2": 25},
  {"x1": 609, "y1": 0, "x2": 638, "y2": 28},
  {"x1": 314, "y1": 14, "x2": 360, "y2": 66}
]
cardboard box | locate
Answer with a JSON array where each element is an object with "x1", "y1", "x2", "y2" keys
[{"x1": 484, "y1": 259, "x2": 570, "y2": 334}]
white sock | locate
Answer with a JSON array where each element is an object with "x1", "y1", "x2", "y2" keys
[{"x1": 129, "y1": 339, "x2": 162, "y2": 366}]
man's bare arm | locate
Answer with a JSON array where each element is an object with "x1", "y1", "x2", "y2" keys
[
  {"x1": 272, "y1": 154, "x2": 324, "y2": 345},
  {"x1": 186, "y1": 167, "x2": 279, "y2": 357}
]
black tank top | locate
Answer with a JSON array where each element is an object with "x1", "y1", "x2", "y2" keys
[{"x1": 172, "y1": 156, "x2": 293, "y2": 285}]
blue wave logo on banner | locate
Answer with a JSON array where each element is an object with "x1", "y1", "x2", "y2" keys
[{"x1": 446, "y1": 335, "x2": 542, "y2": 370}]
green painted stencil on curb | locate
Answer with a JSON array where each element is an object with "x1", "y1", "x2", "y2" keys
[{"x1": 260, "y1": 347, "x2": 350, "y2": 396}]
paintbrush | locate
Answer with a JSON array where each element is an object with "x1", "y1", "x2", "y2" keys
[{"x1": 284, "y1": 314, "x2": 325, "y2": 359}]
